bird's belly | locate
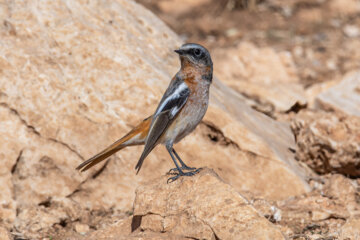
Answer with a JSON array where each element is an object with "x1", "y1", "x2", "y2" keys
[{"x1": 161, "y1": 94, "x2": 208, "y2": 145}]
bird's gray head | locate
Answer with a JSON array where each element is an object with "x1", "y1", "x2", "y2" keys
[{"x1": 174, "y1": 43, "x2": 213, "y2": 69}]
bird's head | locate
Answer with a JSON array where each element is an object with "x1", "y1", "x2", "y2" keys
[{"x1": 175, "y1": 43, "x2": 213, "y2": 71}]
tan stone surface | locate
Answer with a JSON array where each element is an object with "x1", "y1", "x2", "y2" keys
[
  {"x1": 204, "y1": 80, "x2": 311, "y2": 199},
  {"x1": 74, "y1": 222, "x2": 90, "y2": 235},
  {"x1": 324, "y1": 175, "x2": 360, "y2": 216},
  {"x1": 86, "y1": 218, "x2": 132, "y2": 240},
  {"x1": 0, "y1": 103, "x2": 85, "y2": 231},
  {"x1": 0, "y1": 227, "x2": 11, "y2": 240},
  {"x1": 87, "y1": 215, "x2": 189, "y2": 240},
  {"x1": 315, "y1": 71, "x2": 360, "y2": 117},
  {"x1": 269, "y1": 174, "x2": 360, "y2": 239},
  {"x1": 292, "y1": 110, "x2": 360, "y2": 176},
  {"x1": 329, "y1": 0, "x2": 360, "y2": 16},
  {"x1": 131, "y1": 168, "x2": 284, "y2": 240},
  {"x1": 13, "y1": 197, "x2": 83, "y2": 239},
  {"x1": 339, "y1": 217, "x2": 360, "y2": 240},
  {"x1": 0, "y1": 0, "x2": 311, "y2": 238},
  {"x1": 213, "y1": 42, "x2": 307, "y2": 113},
  {"x1": 305, "y1": 79, "x2": 340, "y2": 107},
  {"x1": 158, "y1": 0, "x2": 210, "y2": 15}
]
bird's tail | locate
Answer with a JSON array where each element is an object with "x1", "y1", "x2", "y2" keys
[{"x1": 76, "y1": 116, "x2": 152, "y2": 172}]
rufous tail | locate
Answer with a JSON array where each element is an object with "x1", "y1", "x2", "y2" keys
[{"x1": 76, "y1": 116, "x2": 152, "y2": 172}]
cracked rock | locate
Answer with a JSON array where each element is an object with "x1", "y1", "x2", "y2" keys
[
  {"x1": 315, "y1": 71, "x2": 360, "y2": 117},
  {"x1": 213, "y1": 42, "x2": 307, "y2": 113},
  {"x1": 0, "y1": 104, "x2": 85, "y2": 229},
  {"x1": 87, "y1": 168, "x2": 285, "y2": 239},
  {"x1": 133, "y1": 168, "x2": 284, "y2": 239},
  {"x1": 272, "y1": 174, "x2": 360, "y2": 239},
  {"x1": 0, "y1": 227, "x2": 11, "y2": 240},
  {"x1": 13, "y1": 197, "x2": 83, "y2": 239},
  {"x1": 292, "y1": 110, "x2": 360, "y2": 176}
]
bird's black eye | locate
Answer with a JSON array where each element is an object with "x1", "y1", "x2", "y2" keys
[{"x1": 194, "y1": 48, "x2": 201, "y2": 56}]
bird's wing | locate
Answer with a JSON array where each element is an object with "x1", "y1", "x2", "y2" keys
[{"x1": 135, "y1": 78, "x2": 190, "y2": 173}]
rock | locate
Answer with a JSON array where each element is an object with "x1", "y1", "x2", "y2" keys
[
  {"x1": 339, "y1": 217, "x2": 360, "y2": 240},
  {"x1": 0, "y1": 103, "x2": 85, "y2": 231},
  {"x1": 0, "y1": 107, "x2": 17, "y2": 229},
  {"x1": 0, "y1": 0, "x2": 182, "y2": 229},
  {"x1": 0, "y1": 0, "x2": 310, "y2": 237},
  {"x1": 274, "y1": 174, "x2": 360, "y2": 239},
  {"x1": 86, "y1": 218, "x2": 131, "y2": 240},
  {"x1": 296, "y1": 8, "x2": 324, "y2": 25},
  {"x1": 278, "y1": 193, "x2": 348, "y2": 233},
  {"x1": 13, "y1": 197, "x2": 83, "y2": 239},
  {"x1": 132, "y1": 168, "x2": 284, "y2": 240},
  {"x1": 0, "y1": 227, "x2": 11, "y2": 240},
  {"x1": 157, "y1": 0, "x2": 210, "y2": 16},
  {"x1": 343, "y1": 25, "x2": 360, "y2": 38},
  {"x1": 74, "y1": 223, "x2": 90, "y2": 235},
  {"x1": 247, "y1": 172, "x2": 360, "y2": 239},
  {"x1": 213, "y1": 42, "x2": 307, "y2": 113},
  {"x1": 206, "y1": 80, "x2": 311, "y2": 200},
  {"x1": 323, "y1": 174, "x2": 360, "y2": 216},
  {"x1": 315, "y1": 71, "x2": 360, "y2": 117},
  {"x1": 329, "y1": 0, "x2": 360, "y2": 17},
  {"x1": 86, "y1": 170, "x2": 287, "y2": 239},
  {"x1": 292, "y1": 110, "x2": 360, "y2": 176},
  {"x1": 305, "y1": 79, "x2": 340, "y2": 107},
  {"x1": 87, "y1": 215, "x2": 188, "y2": 240}
]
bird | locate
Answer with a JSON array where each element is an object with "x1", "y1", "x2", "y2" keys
[{"x1": 76, "y1": 43, "x2": 213, "y2": 182}]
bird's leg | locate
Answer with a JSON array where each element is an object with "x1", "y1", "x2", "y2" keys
[
  {"x1": 168, "y1": 148, "x2": 196, "y2": 174},
  {"x1": 166, "y1": 144, "x2": 184, "y2": 182},
  {"x1": 173, "y1": 149, "x2": 196, "y2": 170},
  {"x1": 166, "y1": 145, "x2": 184, "y2": 173},
  {"x1": 166, "y1": 145, "x2": 200, "y2": 183}
]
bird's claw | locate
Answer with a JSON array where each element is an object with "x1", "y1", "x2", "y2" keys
[
  {"x1": 166, "y1": 168, "x2": 201, "y2": 183},
  {"x1": 167, "y1": 166, "x2": 197, "y2": 175}
]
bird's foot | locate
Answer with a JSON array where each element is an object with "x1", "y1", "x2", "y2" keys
[
  {"x1": 167, "y1": 168, "x2": 201, "y2": 183},
  {"x1": 167, "y1": 165, "x2": 197, "y2": 175}
]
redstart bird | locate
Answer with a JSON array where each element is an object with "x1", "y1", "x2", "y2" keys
[{"x1": 76, "y1": 43, "x2": 213, "y2": 182}]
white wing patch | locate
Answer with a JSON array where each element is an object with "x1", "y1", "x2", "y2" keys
[
  {"x1": 170, "y1": 106, "x2": 179, "y2": 117},
  {"x1": 154, "y1": 82, "x2": 189, "y2": 118}
]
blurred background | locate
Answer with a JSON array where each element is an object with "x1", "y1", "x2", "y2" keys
[{"x1": 137, "y1": 0, "x2": 360, "y2": 88}]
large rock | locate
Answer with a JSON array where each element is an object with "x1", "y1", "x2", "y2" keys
[
  {"x1": 213, "y1": 42, "x2": 307, "y2": 113},
  {"x1": 292, "y1": 110, "x2": 360, "y2": 176},
  {"x1": 329, "y1": 0, "x2": 360, "y2": 16},
  {"x1": 339, "y1": 217, "x2": 360, "y2": 240},
  {"x1": 305, "y1": 79, "x2": 340, "y2": 107},
  {"x1": 246, "y1": 173, "x2": 360, "y2": 239},
  {"x1": 315, "y1": 71, "x2": 360, "y2": 117},
  {"x1": 0, "y1": 104, "x2": 85, "y2": 233},
  {"x1": 274, "y1": 174, "x2": 360, "y2": 239},
  {"x1": 0, "y1": 0, "x2": 310, "y2": 237},
  {"x1": 0, "y1": 227, "x2": 11, "y2": 240},
  {"x1": 88, "y1": 168, "x2": 285, "y2": 240},
  {"x1": 205, "y1": 80, "x2": 311, "y2": 199}
]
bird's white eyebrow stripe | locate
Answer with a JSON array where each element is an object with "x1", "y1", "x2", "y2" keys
[
  {"x1": 155, "y1": 82, "x2": 188, "y2": 117},
  {"x1": 180, "y1": 44, "x2": 201, "y2": 51}
]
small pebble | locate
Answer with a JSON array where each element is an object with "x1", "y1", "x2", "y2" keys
[
  {"x1": 75, "y1": 223, "x2": 90, "y2": 235},
  {"x1": 344, "y1": 25, "x2": 360, "y2": 38}
]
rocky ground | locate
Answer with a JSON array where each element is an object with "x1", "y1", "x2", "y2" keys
[{"x1": 0, "y1": 0, "x2": 360, "y2": 239}]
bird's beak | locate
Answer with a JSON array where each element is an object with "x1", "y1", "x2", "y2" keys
[{"x1": 174, "y1": 49, "x2": 184, "y2": 55}]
